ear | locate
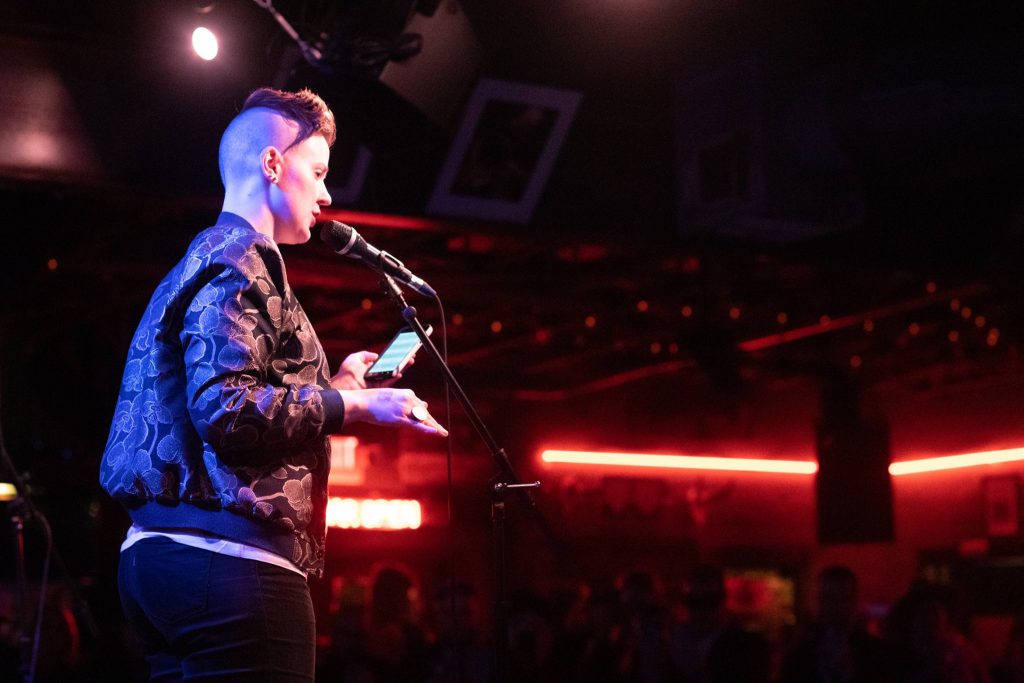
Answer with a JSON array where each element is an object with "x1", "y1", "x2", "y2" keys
[{"x1": 260, "y1": 146, "x2": 283, "y2": 183}]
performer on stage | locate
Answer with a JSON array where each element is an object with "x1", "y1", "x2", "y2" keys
[{"x1": 99, "y1": 87, "x2": 446, "y2": 680}]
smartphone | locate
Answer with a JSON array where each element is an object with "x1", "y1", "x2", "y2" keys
[{"x1": 365, "y1": 325, "x2": 433, "y2": 381}]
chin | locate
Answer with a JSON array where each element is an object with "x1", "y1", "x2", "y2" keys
[{"x1": 274, "y1": 227, "x2": 309, "y2": 246}]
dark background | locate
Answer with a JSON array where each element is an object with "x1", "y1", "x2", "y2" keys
[{"x1": 1, "y1": 0, "x2": 1024, "y2": 677}]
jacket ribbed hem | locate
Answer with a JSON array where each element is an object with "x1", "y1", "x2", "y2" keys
[{"x1": 128, "y1": 502, "x2": 299, "y2": 566}]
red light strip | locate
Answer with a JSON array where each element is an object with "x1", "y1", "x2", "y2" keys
[
  {"x1": 541, "y1": 447, "x2": 1024, "y2": 477},
  {"x1": 321, "y1": 210, "x2": 437, "y2": 231},
  {"x1": 737, "y1": 283, "x2": 990, "y2": 353},
  {"x1": 540, "y1": 450, "x2": 817, "y2": 475},
  {"x1": 889, "y1": 447, "x2": 1024, "y2": 475},
  {"x1": 326, "y1": 497, "x2": 422, "y2": 530}
]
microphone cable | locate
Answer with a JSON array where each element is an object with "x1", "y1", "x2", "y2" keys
[{"x1": 431, "y1": 292, "x2": 463, "y2": 683}]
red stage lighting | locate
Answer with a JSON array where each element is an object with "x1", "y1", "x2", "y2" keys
[
  {"x1": 540, "y1": 449, "x2": 817, "y2": 475},
  {"x1": 889, "y1": 447, "x2": 1024, "y2": 476}
]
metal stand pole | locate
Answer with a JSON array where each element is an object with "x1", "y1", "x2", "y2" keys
[
  {"x1": 491, "y1": 481, "x2": 540, "y2": 683},
  {"x1": 9, "y1": 500, "x2": 30, "y2": 682},
  {"x1": 377, "y1": 274, "x2": 549, "y2": 682}
]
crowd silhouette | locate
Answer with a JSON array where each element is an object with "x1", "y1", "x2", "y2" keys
[{"x1": 311, "y1": 562, "x2": 1021, "y2": 683}]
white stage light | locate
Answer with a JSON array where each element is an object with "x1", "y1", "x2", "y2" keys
[{"x1": 192, "y1": 27, "x2": 219, "y2": 61}]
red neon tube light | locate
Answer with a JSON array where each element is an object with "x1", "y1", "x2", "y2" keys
[
  {"x1": 540, "y1": 450, "x2": 818, "y2": 475},
  {"x1": 326, "y1": 497, "x2": 422, "y2": 530},
  {"x1": 889, "y1": 447, "x2": 1024, "y2": 476}
]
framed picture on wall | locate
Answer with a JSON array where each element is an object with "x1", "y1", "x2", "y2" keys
[
  {"x1": 326, "y1": 143, "x2": 372, "y2": 206},
  {"x1": 983, "y1": 475, "x2": 1020, "y2": 537},
  {"x1": 427, "y1": 78, "x2": 581, "y2": 224}
]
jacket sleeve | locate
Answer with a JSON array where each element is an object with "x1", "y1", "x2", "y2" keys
[{"x1": 181, "y1": 240, "x2": 344, "y2": 467}]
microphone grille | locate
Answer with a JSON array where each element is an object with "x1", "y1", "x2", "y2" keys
[{"x1": 319, "y1": 220, "x2": 357, "y2": 254}]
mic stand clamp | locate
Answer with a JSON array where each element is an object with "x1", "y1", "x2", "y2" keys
[{"x1": 377, "y1": 274, "x2": 541, "y2": 683}]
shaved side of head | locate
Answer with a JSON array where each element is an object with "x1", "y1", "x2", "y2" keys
[
  {"x1": 218, "y1": 109, "x2": 299, "y2": 187},
  {"x1": 218, "y1": 87, "x2": 336, "y2": 188}
]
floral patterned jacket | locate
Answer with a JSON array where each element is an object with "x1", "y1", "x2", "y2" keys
[{"x1": 99, "y1": 213, "x2": 345, "y2": 576}]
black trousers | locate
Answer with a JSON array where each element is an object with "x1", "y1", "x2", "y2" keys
[{"x1": 118, "y1": 536, "x2": 315, "y2": 681}]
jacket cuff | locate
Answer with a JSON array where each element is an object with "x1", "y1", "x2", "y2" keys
[{"x1": 320, "y1": 389, "x2": 346, "y2": 435}]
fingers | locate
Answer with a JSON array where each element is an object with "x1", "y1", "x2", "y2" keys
[
  {"x1": 333, "y1": 351, "x2": 380, "y2": 391},
  {"x1": 360, "y1": 389, "x2": 448, "y2": 437},
  {"x1": 406, "y1": 401, "x2": 448, "y2": 437},
  {"x1": 342, "y1": 351, "x2": 377, "y2": 370}
]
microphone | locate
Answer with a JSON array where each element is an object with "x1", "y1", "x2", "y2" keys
[{"x1": 319, "y1": 221, "x2": 437, "y2": 297}]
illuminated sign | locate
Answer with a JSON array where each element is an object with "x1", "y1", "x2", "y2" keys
[
  {"x1": 326, "y1": 497, "x2": 422, "y2": 530},
  {"x1": 328, "y1": 436, "x2": 364, "y2": 486}
]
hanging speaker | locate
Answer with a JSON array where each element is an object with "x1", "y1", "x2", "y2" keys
[
  {"x1": 379, "y1": 0, "x2": 482, "y2": 128},
  {"x1": 815, "y1": 417, "x2": 894, "y2": 544}
]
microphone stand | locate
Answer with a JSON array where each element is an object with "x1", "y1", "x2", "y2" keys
[
  {"x1": 1, "y1": 438, "x2": 50, "y2": 683},
  {"x1": 377, "y1": 274, "x2": 541, "y2": 683},
  {"x1": 0, "y1": 386, "x2": 98, "y2": 682}
]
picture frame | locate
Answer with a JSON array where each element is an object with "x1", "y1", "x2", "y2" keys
[
  {"x1": 427, "y1": 78, "x2": 582, "y2": 224},
  {"x1": 326, "y1": 143, "x2": 372, "y2": 206}
]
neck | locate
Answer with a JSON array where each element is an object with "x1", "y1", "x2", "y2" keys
[{"x1": 221, "y1": 181, "x2": 275, "y2": 240}]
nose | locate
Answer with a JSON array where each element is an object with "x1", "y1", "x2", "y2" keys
[{"x1": 318, "y1": 182, "x2": 332, "y2": 206}]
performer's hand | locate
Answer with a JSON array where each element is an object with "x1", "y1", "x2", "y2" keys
[
  {"x1": 338, "y1": 388, "x2": 448, "y2": 437},
  {"x1": 331, "y1": 351, "x2": 409, "y2": 390},
  {"x1": 331, "y1": 351, "x2": 380, "y2": 390},
  {"x1": 330, "y1": 351, "x2": 376, "y2": 390}
]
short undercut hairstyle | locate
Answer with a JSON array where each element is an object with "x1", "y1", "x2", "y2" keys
[{"x1": 240, "y1": 87, "x2": 337, "y2": 149}]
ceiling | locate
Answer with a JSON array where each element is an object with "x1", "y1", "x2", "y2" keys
[{"x1": 3, "y1": 0, "x2": 1024, "y2": 466}]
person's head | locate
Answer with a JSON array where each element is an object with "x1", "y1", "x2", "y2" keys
[
  {"x1": 371, "y1": 566, "x2": 414, "y2": 624},
  {"x1": 816, "y1": 565, "x2": 858, "y2": 628},
  {"x1": 684, "y1": 563, "x2": 727, "y2": 628},
  {"x1": 619, "y1": 570, "x2": 657, "y2": 613},
  {"x1": 431, "y1": 581, "x2": 481, "y2": 640},
  {"x1": 218, "y1": 87, "x2": 336, "y2": 244}
]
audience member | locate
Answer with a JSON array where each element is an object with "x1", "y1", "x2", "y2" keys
[
  {"x1": 425, "y1": 581, "x2": 493, "y2": 683},
  {"x1": 778, "y1": 564, "x2": 897, "y2": 683},
  {"x1": 668, "y1": 563, "x2": 772, "y2": 683},
  {"x1": 365, "y1": 567, "x2": 429, "y2": 683},
  {"x1": 886, "y1": 581, "x2": 992, "y2": 683}
]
